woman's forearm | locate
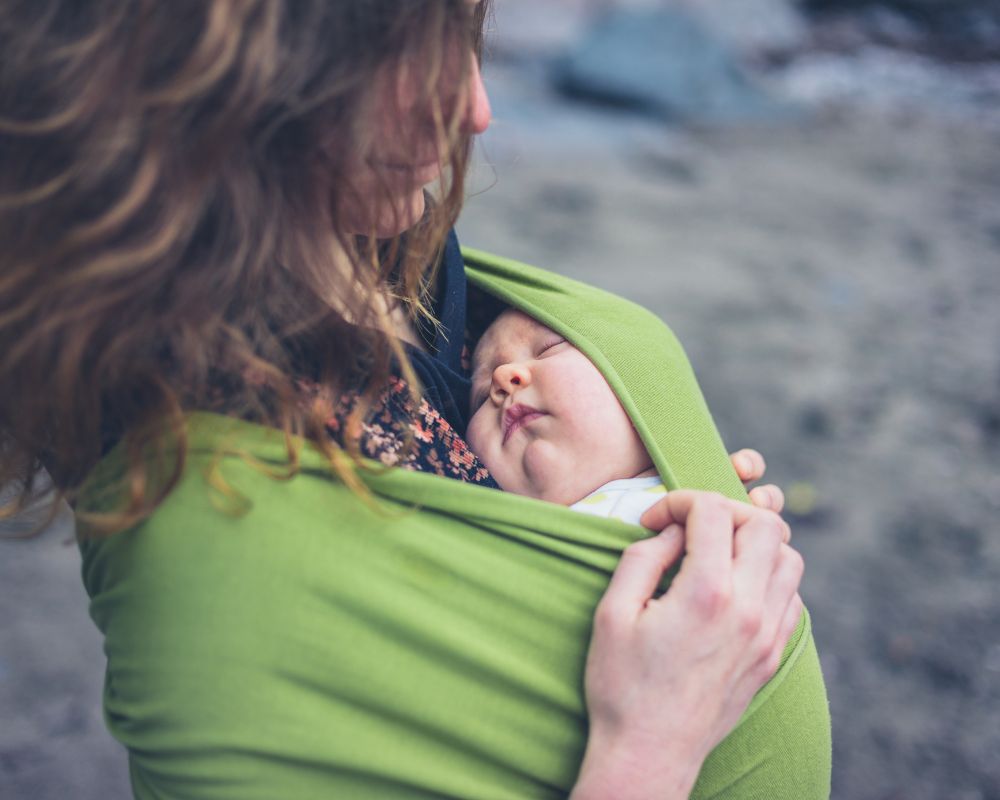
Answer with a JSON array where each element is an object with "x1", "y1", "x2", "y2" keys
[{"x1": 569, "y1": 734, "x2": 703, "y2": 800}]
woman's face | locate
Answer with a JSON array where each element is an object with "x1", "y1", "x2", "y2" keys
[{"x1": 342, "y1": 7, "x2": 491, "y2": 237}]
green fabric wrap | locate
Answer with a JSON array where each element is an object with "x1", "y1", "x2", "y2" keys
[{"x1": 79, "y1": 249, "x2": 831, "y2": 799}]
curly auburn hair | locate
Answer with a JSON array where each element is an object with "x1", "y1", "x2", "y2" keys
[{"x1": 0, "y1": 0, "x2": 491, "y2": 533}]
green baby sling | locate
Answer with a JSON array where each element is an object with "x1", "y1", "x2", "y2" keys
[{"x1": 79, "y1": 249, "x2": 832, "y2": 799}]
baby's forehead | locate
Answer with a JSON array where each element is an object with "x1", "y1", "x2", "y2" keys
[{"x1": 473, "y1": 309, "x2": 552, "y2": 363}]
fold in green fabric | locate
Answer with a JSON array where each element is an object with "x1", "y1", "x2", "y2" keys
[{"x1": 79, "y1": 250, "x2": 831, "y2": 799}]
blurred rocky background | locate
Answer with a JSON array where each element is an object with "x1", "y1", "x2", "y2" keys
[{"x1": 3, "y1": 1, "x2": 999, "y2": 798}]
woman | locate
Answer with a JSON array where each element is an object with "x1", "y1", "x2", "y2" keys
[{"x1": 0, "y1": 1, "x2": 829, "y2": 797}]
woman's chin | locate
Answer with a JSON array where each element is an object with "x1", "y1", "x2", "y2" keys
[{"x1": 347, "y1": 190, "x2": 427, "y2": 238}]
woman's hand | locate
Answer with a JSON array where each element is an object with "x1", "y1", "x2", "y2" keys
[
  {"x1": 730, "y1": 448, "x2": 784, "y2": 512},
  {"x1": 570, "y1": 491, "x2": 804, "y2": 800}
]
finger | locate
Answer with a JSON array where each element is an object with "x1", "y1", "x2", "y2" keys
[
  {"x1": 747, "y1": 546, "x2": 804, "y2": 685},
  {"x1": 748, "y1": 484, "x2": 785, "y2": 513},
  {"x1": 641, "y1": 489, "x2": 741, "y2": 533},
  {"x1": 639, "y1": 494, "x2": 674, "y2": 531},
  {"x1": 731, "y1": 513, "x2": 786, "y2": 610},
  {"x1": 776, "y1": 593, "x2": 806, "y2": 654},
  {"x1": 598, "y1": 526, "x2": 685, "y2": 620},
  {"x1": 730, "y1": 449, "x2": 766, "y2": 483},
  {"x1": 763, "y1": 593, "x2": 805, "y2": 681},
  {"x1": 747, "y1": 505, "x2": 791, "y2": 545},
  {"x1": 760, "y1": 546, "x2": 805, "y2": 637},
  {"x1": 642, "y1": 490, "x2": 787, "y2": 542},
  {"x1": 666, "y1": 494, "x2": 741, "y2": 609}
]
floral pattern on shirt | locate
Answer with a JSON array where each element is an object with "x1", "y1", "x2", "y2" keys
[{"x1": 298, "y1": 375, "x2": 495, "y2": 485}]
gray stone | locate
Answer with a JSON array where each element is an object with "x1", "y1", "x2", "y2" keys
[
  {"x1": 669, "y1": 0, "x2": 810, "y2": 57},
  {"x1": 487, "y1": 0, "x2": 596, "y2": 58},
  {"x1": 554, "y1": 7, "x2": 788, "y2": 123},
  {"x1": 801, "y1": 0, "x2": 1000, "y2": 60}
]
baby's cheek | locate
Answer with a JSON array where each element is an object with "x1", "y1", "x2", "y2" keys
[
  {"x1": 467, "y1": 420, "x2": 504, "y2": 482},
  {"x1": 465, "y1": 416, "x2": 487, "y2": 458}
]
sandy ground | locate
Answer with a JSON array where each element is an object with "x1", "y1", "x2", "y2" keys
[{"x1": 3, "y1": 11, "x2": 1000, "y2": 800}]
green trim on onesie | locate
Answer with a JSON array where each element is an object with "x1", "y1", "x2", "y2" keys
[{"x1": 79, "y1": 249, "x2": 831, "y2": 799}]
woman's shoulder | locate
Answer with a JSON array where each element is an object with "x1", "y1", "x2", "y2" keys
[{"x1": 78, "y1": 414, "x2": 370, "y2": 592}]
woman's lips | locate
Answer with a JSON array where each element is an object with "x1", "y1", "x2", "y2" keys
[{"x1": 503, "y1": 403, "x2": 545, "y2": 445}]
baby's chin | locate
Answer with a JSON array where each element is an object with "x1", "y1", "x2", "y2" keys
[
  {"x1": 485, "y1": 440, "x2": 605, "y2": 506},
  {"x1": 522, "y1": 470, "x2": 596, "y2": 506},
  {"x1": 517, "y1": 442, "x2": 592, "y2": 505},
  {"x1": 534, "y1": 482, "x2": 604, "y2": 507},
  {"x1": 486, "y1": 467, "x2": 588, "y2": 506}
]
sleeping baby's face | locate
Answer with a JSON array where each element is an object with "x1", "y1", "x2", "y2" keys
[{"x1": 467, "y1": 309, "x2": 652, "y2": 505}]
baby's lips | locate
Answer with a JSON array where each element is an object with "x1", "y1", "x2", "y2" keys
[{"x1": 502, "y1": 403, "x2": 544, "y2": 445}]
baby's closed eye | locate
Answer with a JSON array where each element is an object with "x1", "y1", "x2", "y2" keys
[{"x1": 538, "y1": 337, "x2": 567, "y2": 355}]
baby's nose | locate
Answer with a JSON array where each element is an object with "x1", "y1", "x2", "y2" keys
[{"x1": 490, "y1": 362, "x2": 530, "y2": 401}]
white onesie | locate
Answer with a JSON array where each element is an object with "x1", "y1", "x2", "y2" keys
[{"x1": 569, "y1": 476, "x2": 666, "y2": 525}]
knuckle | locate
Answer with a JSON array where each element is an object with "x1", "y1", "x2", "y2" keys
[
  {"x1": 737, "y1": 606, "x2": 763, "y2": 639},
  {"x1": 783, "y1": 546, "x2": 805, "y2": 579},
  {"x1": 695, "y1": 493, "x2": 729, "y2": 517},
  {"x1": 592, "y1": 600, "x2": 623, "y2": 634},
  {"x1": 783, "y1": 598, "x2": 804, "y2": 633},
  {"x1": 622, "y1": 539, "x2": 643, "y2": 556},
  {"x1": 622, "y1": 537, "x2": 655, "y2": 560},
  {"x1": 694, "y1": 582, "x2": 731, "y2": 619},
  {"x1": 755, "y1": 635, "x2": 775, "y2": 664},
  {"x1": 761, "y1": 649, "x2": 782, "y2": 681},
  {"x1": 759, "y1": 511, "x2": 786, "y2": 542},
  {"x1": 745, "y1": 510, "x2": 783, "y2": 546}
]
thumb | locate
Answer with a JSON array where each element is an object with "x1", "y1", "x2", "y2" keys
[{"x1": 639, "y1": 494, "x2": 679, "y2": 532}]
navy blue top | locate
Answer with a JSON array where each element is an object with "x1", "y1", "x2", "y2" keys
[{"x1": 407, "y1": 229, "x2": 474, "y2": 434}]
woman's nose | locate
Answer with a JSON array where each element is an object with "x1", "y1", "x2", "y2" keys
[
  {"x1": 462, "y1": 54, "x2": 491, "y2": 135},
  {"x1": 490, "y1": 362, "x2": 529, "y2": 403}
]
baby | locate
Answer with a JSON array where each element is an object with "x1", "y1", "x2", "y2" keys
[{"x1": 466, "y1": 308, "x2": 666, "y2": 524}]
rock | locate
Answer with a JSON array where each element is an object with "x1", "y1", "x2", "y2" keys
[
  {"x1": 772, "y1": 45, "x2": 1000, "y2": 124},
  {"x1": 492, "y1": 0, "x2": 811, "y2": 60},
  {"x1": 668, "y1": 0, "x2": 810, "y2": 58},
  {"x1": 798, "y1": 403, "x2": 834, "y2": 437},
  {"x1": 553, "y1": 7, "x2": 788, "y2": 123},
  {"x1": 800, "y1": 0, "x2": 1000, "y2": 61},
  {"x1": 487, "y1": 0, "x2": 596, "y2": 59}
]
